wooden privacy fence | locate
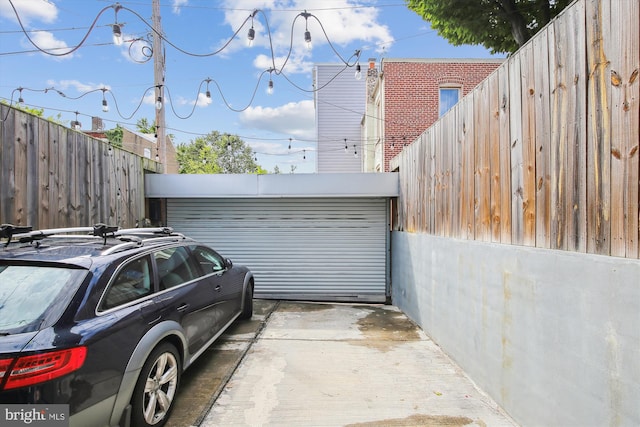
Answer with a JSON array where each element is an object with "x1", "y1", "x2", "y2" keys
[
  {"x1": 0, "y1": 104, "x2": 160, "y2": 229},
  {"x1": 391, "y1": 0, "x2": 639, "y2": 259}
]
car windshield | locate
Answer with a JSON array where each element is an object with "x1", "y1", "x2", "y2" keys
[{"x1": 0, "y1": 265, "x2": 87, "y2": 333}]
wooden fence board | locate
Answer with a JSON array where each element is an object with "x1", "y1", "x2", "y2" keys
[
  {"x1": 586, "y1": 0, "x2": 612, "y2": 255},
  {"x1": 534, "y1": 28, "x2": 552, "y2": 249},
  {"x1": 475, "y1": 80, "x2": 492, "y2": 241},
  {"x1": 609, "y1": 0, "x2": 639, "y2": 257},
  {"x1": 450, "y1": 104, "x2": 461, "y2": 238},
  {"x1": 497, "y1": 65, "x2": 512, "y2": 244},
  {"x1": 488, "y1": 72, "x2": 502, "y2": 243},
  {"x1": 38, "y1": 119, "x2": 50, "y2": 228},
  {"x1": 461, "y1": 96, "x2": 475, "y2": 239},
  {"x1": 565, "y1": 1, "x2": 588, "y2": 253},
  {"x1": 508, "y1": 55, "x2": 525, "y2": 245},
  {"x1": 519, "y1": 40, "x2": 537, "y2": 246},
  {"x1": 14, "y1": 111, "x2": 28, "y2": 226},
  {"x1": 549, "y1": 14, "x2": 568, "y2": 251},
  {"x1": 26, "y1": 114, "x2": 39, "y2": 227}
]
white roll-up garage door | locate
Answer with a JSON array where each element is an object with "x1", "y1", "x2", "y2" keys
[{"x1": 167, "y1": 198, "x2": 389, "y2": 302}]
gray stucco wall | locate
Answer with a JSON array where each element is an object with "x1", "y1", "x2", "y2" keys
[{"x1": 391, "y1": 231, "x2": 640, "y2": 427}]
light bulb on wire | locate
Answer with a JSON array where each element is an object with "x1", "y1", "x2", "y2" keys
[
  {"x1": 267, "y1": 79, "x2": 274, "y2": 95},
  {"x1": 112, "y1": 24, "x2": 123, "y2": 46},
  {"x1": 301, "y1": 11, "x2": 312, "y2": 50},
  {"x1": 247, "y1": 26, "x2": 255, "y2": 47},
  {"x1": 155, "y1": 96, "x2": 163, "y2": 110},
  {"x1": 355, "y1": 63, "x2": 362, "y2": 80},
  {"x1": 101, "y1": 88, "x2": 109, "y2": 112},
  {"x1": 304, "y1": 29, "x2": 312, "y2": 50}
]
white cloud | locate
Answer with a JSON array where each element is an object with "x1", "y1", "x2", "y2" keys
[
  {"x1": 175, "y1": 93, "x2": 212, "y2": 107},
  {"x1": 239, "y1": 99, "x2": 315, "y2": 139},
  {"x1": 0, "y1": 0, "x2": 58, "y2": 25},
  {"x1": 219, "y1": 0, "x2": 393, "y2": 73},
  {"x1": 172, "y1": 0, "x2": 189, "y2": 14},
  {"x1": 143, "y1": 91, "x2": 156, "y2": 107},
  {"x1": 47, "y1": 80, "x2": 110, "y2": 93},
  {"x1": 253, "y1": 53, "x2": 313, "y2": 75},
  {"x1": 21, "y1": 31, "x2": 74, "y2": 59}
]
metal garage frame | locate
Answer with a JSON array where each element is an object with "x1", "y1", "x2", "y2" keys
[{"x1": 145, "y1": 174, "x2": 399, "y2": 303}]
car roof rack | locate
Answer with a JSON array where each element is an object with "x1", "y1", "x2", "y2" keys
[
  {"x1": 1, "y1": 224, "x2": 33, "y2": 247},
  {"x1": 1, "y1": 224, "x2": 183, "y2": 247}
]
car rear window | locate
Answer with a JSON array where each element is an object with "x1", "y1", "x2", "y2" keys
[{"x1": 0, "y1": 265, "x2": 87, "y2": 333}]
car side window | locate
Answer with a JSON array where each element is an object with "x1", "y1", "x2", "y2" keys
[
  {"x1": 191, "y1": 246, "x2": 226, "y2": 275},
  {"x1": 155, "y1": 246, "x2": 199, "y2": 290},
  {"x1": 102, "y1": 256, "x2": 152, "y2": 310}
]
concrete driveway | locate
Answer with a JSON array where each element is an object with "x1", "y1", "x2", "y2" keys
[{"x1": 167, "y1": 300, "x2": 517, "y2": 427}]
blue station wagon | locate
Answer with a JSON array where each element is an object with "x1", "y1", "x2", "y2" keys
[{"x1": 0, "y1": 224, "x2": 254, "y2": 427}]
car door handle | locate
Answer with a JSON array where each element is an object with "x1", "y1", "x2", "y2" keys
[
  {"x1": 177, "y1": 303, "x2": 189, "y2": 312},
  {"x1": 215, "y1": 285, "x2": 221, "y2": 292}
]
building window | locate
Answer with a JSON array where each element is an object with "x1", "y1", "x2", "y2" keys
[{"x1": 439, "y1": 87, "x2": 461, "y2": 117}]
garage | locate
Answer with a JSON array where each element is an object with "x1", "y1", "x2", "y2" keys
[{"x1": 145, "y1": 173, "x2": 398, "y2": 302}]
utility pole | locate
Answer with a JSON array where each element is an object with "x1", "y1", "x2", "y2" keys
[{"x1": 152, "y1": 0, "x2": 166, "y2": 172}]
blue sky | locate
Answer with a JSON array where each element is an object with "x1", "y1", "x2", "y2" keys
[{"x1": 0, "y1": 0, "x2": 502, "y2": 173}]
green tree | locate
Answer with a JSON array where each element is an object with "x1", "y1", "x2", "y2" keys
[
  {"x1": 136, "y1": 117, "x2": 156, "y2": 134},
  {"x1": 104, "y1": 124, "x2": 123, "y2": 148},
  {"x1": 406, "y1": 0, "x2": 571, "y2": 54},
  {"x1": 177, "y1": 131, "x2": 267, "y2": 174}
]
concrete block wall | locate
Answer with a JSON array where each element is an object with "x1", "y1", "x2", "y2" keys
[{"x1": 391, "y1": 231, "x2": 640, "y2": 427}]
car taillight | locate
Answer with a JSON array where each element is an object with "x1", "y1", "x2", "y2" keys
[{"x1": 0, "y1": 347, "x2": 87, "y2": 390}]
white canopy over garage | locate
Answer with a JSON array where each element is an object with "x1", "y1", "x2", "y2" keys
[{"x1": 145, "y1": 174, "x2": 398, "y2": 303}]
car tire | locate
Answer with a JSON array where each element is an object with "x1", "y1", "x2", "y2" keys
[
  {"x1": 130, "y1": 343, "x2": 181, "y2": 427},
  {"x1": 240, "y1": 282, "x2": 253, "y2": 319}
]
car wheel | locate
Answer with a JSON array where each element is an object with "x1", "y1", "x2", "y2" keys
[
  {"x1": 240, "y1": 282, "x2": 253, "y2": 319},
  {"x1": 131, "y1": 343, "x2": 181, "y2": 427}
]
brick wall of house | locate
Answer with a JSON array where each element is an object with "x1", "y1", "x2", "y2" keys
[{"x1": 381, "y1": 60, "x2": 502, "y2": 172}]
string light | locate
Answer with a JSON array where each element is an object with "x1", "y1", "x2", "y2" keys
[
  {"x1": 301, "y1": 11, "x2": 312, "y2": 50},
  {"x1": 267, "y1": 70, "x2": 274, "y2": 95},
  {"x1": 112, "y1": 24, "x2": 123, "y2": 46},
  {"x1": 247, "y1": 11, "x2": 256, "y2": 47},
  {"x1": 355, "y1": 63, "x2": 362, "y2": 80},
  {"x1": 205, "y1": 78, "x2": 212, "y2": 99},
  {"x1": 2, "y1": 1, "x2": 365, "y2": 139},
  {"x1": 17, "y1": 87, "x2": 24, "y2": 104},
  {"x1": 101, "y1": 88, "x2": 109, "y2": 112},
  {"x1": 112, "y1": 3, "x2": 123, "y2": 46},
  {"x1": 71, "y1": 111, "x2": 81, "y2": 130}
]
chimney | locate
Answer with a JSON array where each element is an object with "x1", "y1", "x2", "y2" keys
[
  {"x1": 92, "y1": 116, "x2": 104, "y2": 131},
  {"x1": 366, "y1": 58, "x2": 378, "y2": 98}
]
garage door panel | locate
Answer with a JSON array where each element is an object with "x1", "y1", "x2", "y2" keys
[{"x1": 167, "y1": 198, "x2": 388, "y2": 302}]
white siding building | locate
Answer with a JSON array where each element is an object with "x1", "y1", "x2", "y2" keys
[{"x1": 314, "y1": 63, "x2": 366, "y2": 173}]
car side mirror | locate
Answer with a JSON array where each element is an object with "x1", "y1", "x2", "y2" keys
[{"x1": 225, "y1": 258, "x2": 233, "y2": 269}]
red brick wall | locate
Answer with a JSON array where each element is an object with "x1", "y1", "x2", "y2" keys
[{"x1": 382, "y1": 61, "x2": 501, "y2": 172}]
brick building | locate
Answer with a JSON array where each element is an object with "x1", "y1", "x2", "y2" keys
[
  {"x1": 83, "y1": 117, "x2": 179, "y2": 174},
  {"x1": 362, "y1": 58, "x2": 503, "y2": 172}
]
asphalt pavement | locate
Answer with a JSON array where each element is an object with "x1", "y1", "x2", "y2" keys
[{"x1": 167, "y1": 300, "x2": 518, "y2": 427}]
